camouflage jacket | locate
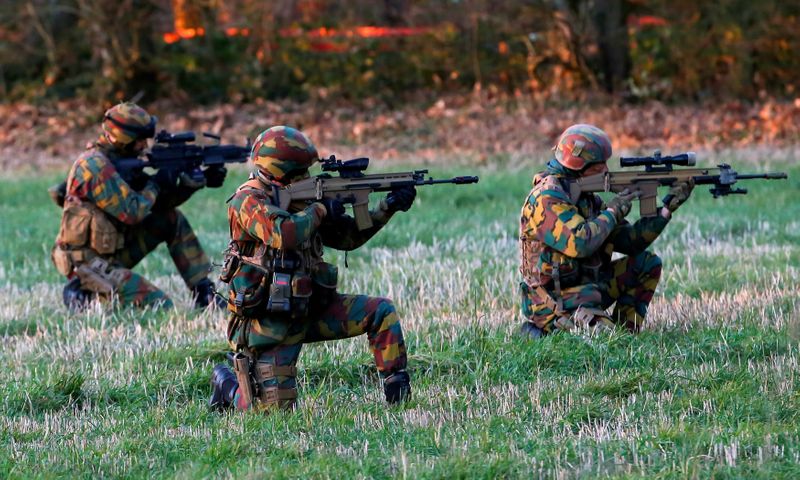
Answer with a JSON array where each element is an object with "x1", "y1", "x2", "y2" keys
[
  {"x1": 519, "y1": 160, "x2": 669, "y2": 288},
  {"x1": 65, "y1": 141, "x2": 160, "y2": 226},
  {"x1": 225, "y1": 175, "x2": 395, "y2": 317}
]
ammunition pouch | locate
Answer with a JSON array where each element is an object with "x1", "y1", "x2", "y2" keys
[
  {"x1": 224, "y1": 244, "x2": 337, "y2": 319},
  {"x1": 57, "y1": 199, "x2": 122, "y2": 255},
  {"x1": 232, "y1": 352, "x2": 298, "y2": 411},
  {"x1": 50, "y1": 245, "x2": 95, "y2": 276}
]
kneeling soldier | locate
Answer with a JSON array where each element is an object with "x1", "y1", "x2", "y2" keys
[
  {"x1": 518, "y1": 124, "x2": 693, "y2": 337},
  {"x1": 210, "y1": 126, "x2": 414, "y2": 411},
  {"x1": 50, "y1": 102, "x2": 226, "y2": 310}
]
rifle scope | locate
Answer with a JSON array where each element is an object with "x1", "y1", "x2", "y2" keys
[
  {"x1": 321, "y1": 156, "x2": 370, "y2": 177},
  {"x1": 620, "y1": 151, "x2": 696, "y2": 168},
  {"x1": 154, "y1": 130, "x2": 196, "y2": 144}
]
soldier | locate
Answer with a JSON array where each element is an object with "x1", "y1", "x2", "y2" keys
[
  {"x1": 209, "y1": 126, "x2": 415, "y2": 411},
  {"x1": 518, "y1": 124, "x2": 694, "y2": 337},
  {"x1": 50, "y1": 102, "x2": 226, "y2": 310}
]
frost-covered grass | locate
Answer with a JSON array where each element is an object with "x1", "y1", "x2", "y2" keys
[{"x1": 1, "y1": 158, "x2": 799, "y2": 479}]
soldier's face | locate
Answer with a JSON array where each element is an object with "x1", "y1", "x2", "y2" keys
[{"x1": 582, "y1": 162, "x2": 608, "y2": 177}]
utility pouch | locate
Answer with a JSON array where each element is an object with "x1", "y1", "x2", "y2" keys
[
  {"x1": 89, "y1": 210, "x2": 120, "y2": 255},
  {"x1": 267, "y1": 272, "x2": 292, "y2": 312},
  {"x1": 228, "y1": 276, "x2": 270, "y2": 318},
  {"x1": 290, "y1": 273, "x2": 313, "y2": 317},
  {"x1": 59, "y1": 202, "x2": 92, "y2": 247},
  {"x1": 232, "y1": 353, "x2": 254, "y2": 409},
  {"x1": 51, "y1": 245, "x2": 74, "y2": 276}
]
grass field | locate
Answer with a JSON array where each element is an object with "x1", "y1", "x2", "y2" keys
[{"x1": 1, "y1": 157, "x2": 799, "y2": 479}]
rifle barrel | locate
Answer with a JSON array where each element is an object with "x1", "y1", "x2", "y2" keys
[
  {"x1": 419, "y1": 176, "x2": 480, "y2": 185},
  {"x1": 737, "y1": 172, "x2": 788, "y2": 180}
]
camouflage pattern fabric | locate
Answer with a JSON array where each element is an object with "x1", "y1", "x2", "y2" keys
[
  {"x1": 554, "y1": 124, "x2": 613, "y2": 171},
  {"x1": 231, "y1": 293, "x2": 406, "y2": 409},
  {"x1": 226, "y1": 175, "x2": 405, "y2": 409},
  {"x1": 519, "y1": 160, "x2": 669, "y2": 332},
  {"x1": 102, "y1": 102, "x2": 155, "y2": 149},
  {"x1": 520, "y1": 250, "x2": 662, "y2": 332},
  {"x1": 67, "y1": 141, "x2": 159, "y2": 225},
  {"x1": 250, "y1": 126, "x2": 319, "y2": 182},
  {"x1": 62, "y1": 143, "x2": 211, "y2": 307}
]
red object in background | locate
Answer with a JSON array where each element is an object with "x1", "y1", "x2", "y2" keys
[
  {"x1": 628, "y1": 15, "x2": 669, "y2": 28},
  {"x1": 163, "y1": 24, "x2": 432, "y2": 46}
]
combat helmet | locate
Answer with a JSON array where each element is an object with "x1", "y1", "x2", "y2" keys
[
  {"x1": 251, "y1": 126, "x2": 319, "y2": 183},
  {"x1": 101, "y1": 102, "x2": 156, "y2": 151},
  {"x1": 553, "y1": 124, "x2": 612, "y2": 171}
]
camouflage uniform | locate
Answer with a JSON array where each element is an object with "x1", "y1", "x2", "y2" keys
[
  {"x1": 212, "y1": 126, "x2": 412, "y2": 411},
  {"x1": 51, "y1": 103, "x2": 214, "y2": 309},
  {"x1": 519, "y1": 124, "x2": 670, "y2": 333}
]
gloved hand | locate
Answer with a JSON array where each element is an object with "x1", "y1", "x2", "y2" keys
[
  {"x1": 204, "y1": 165, "x2": 228, "y2": 188},
  {"x1": 606, "y1": 188, "x2": 639, "y2": 222},
  {"x1": 321, "y1": 197, "x2": 345, "y2": 222},
  {"x1": 179, "y1": 169, "x2": 207, "y2": 190},
  {"x1": 385, "y1": 185, "x2": 417, "y2": 213},
  {"x1": 663, "y1": 179, "x2": 694, "y2": 212},
  {"x1": 152, "y1": 169, "x2": 179, "y2": 189}
]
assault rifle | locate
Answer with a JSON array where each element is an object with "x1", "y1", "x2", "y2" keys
[
  {"x1": 49, "y1": 130, "x2": 251, "y2": 205},
  {"x1": 115, "y1": 130, "x2": 250, "y2": 189},
  {"x1": 277, "y1": 156, "x2": 480, "y2": 230},
  {"x1": 571, "y1": 151, "x2": 788, "y2": 216}
]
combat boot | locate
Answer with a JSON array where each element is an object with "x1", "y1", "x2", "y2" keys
[
  {"x1": 62, "y1": 277, "x2": 94, "y2": 312},
  {"x1": 191, "y1": 278, "x2": 227, "y2": 310},
  {"x1": 209, "y1": 363, "x2": 239, "y2": 410},
  {"x1": 383, "y1": 370, "x2": 411, "y2": 404},
  {"x1": 519, "y1": 321, "x2": 544, "y2": 339}
]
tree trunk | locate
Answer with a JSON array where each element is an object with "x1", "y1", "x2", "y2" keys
[{"x1": 593, "y1": 0, "x2": 630, "y2": 94}]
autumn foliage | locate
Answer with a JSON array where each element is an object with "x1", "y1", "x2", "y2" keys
[{"x1": 0, "y1": 0, "x2": 798, "y2": 104}]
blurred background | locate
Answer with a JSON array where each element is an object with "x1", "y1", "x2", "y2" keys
[{"x1": 1, "y1": 0, "x2": 799, "y2": 170}]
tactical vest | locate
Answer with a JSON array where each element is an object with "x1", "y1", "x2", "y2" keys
[
  {"x1": 51, "y1": 161, "x2": 123, "y2": 276},
  {"x1": 220, "y1": 177, "x2": 338, "y2": 322}
]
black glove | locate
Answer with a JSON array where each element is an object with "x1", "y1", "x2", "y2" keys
[
  {"x1": 385, "y1": 185, "x2": 417, "y2": 213},
  {"x1": 204, "y1": 165, "x2": 228, "y2": 188},
  {"x1": 322, "y1": 198, "x2": 346, "y2": 222},
  {"x1": 152, "y1": 169, "x2": 179, "y2": 190},
  {"x1": 127, "y1": 168, "x2": 151, "y2": 191}
]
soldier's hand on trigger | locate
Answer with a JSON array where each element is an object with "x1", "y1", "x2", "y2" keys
[
  {"x1": 606, "y1": 188, "x2": 639, "y2": 222},
  {"x1": 204, "y1": 165, "x2": 227, "y2": 188},
  {"x1": 385, "y1": 185, "x2": 417, "y2": 213},
  {"x1": 321, "y1": 198, "x2": 346, "y2": 221},
  {"x1": 663, "y1": 179, "x2": 695, "y2": 212}
]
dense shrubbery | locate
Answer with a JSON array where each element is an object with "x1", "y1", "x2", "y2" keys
[{"x1": 0, "y1": 0, "x2": 798, "y2": 105}]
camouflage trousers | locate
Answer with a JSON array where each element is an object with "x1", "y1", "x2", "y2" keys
[
  {"x1": 229, "y1": 293, "x2": 407, "y2": 410},
  {"x1": 108, "y1": 208, "x2": 210, "y2": 307},
  {"x1": 520, "y1": 250, "x2": 662, "y2": 333}
]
